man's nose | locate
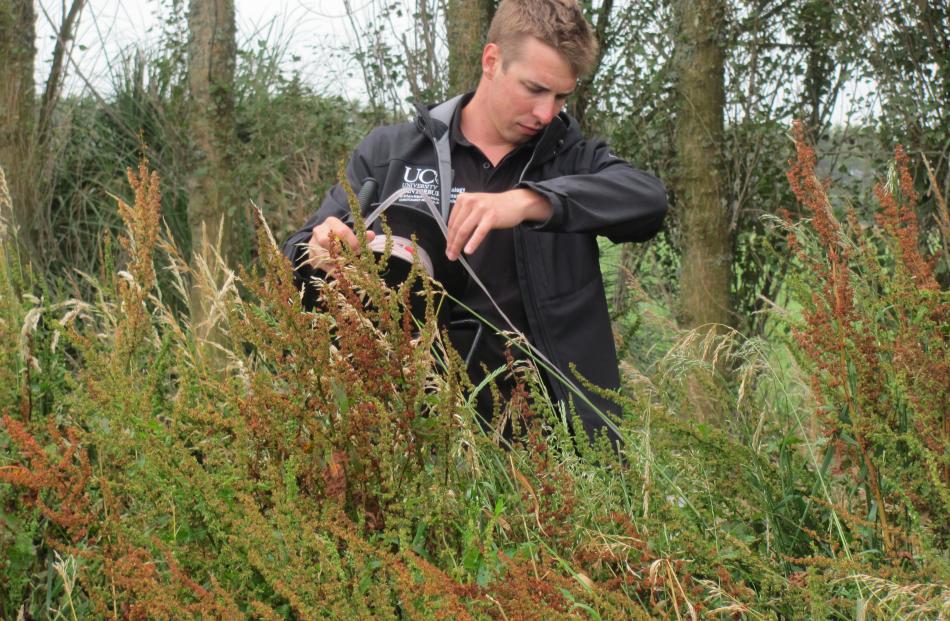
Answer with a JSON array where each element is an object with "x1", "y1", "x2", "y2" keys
[{"x1": 532, "y1": 97, "x2": 560, "y2": 125}]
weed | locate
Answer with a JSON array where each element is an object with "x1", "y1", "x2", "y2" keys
[{"x1": 1, "y1": 144, "x2": 948, "y2": 618}]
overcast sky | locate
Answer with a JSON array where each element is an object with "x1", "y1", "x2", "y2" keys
[
  {"x1": 34, "y1": 0, "x2": 874, "y2": 124},
  {"x1": 35, "y1": 0, "x2": 370, "y2": 99}
]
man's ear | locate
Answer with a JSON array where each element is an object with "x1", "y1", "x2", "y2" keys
[{"x1": 482, "y1": 43, "x2": 501, "y2": 80}]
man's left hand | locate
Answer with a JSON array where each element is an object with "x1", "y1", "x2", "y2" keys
[{"x1": 445, "y1": 189, "x2": 552, "y2": 260}]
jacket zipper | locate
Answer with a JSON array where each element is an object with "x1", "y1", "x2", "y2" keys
[
  {"x1": 518, "y1": 151, "x2": 537, "y2": 185},
  {"x1": 513, "y1": 152, "x2": 569, "y2": 406}
]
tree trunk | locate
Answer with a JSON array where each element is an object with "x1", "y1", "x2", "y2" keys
[
  {"x1": 0, "y1": 0, "x2": 36, "y2": 246},
  {"x1": 446, "y1": 0, "x2": 494, "y2": 94},
  {"x1": 568, "y1": 0, "x2": 612, "y2": 132},
  {"x1": 672, "y1": 0, "x2": 731, "y2": 332},
  {"x1": 796, "y1": 1, "x2": 837, "y2": 140},
  {"x1": 187, "y1": 0, "x2": 237, "y2": 261},
  {"x1": 187, "y1": 0, "x2": 237, "y2": 349},
  {"x1": 672, "y1": 0, "x2": 731, "y2": 421}
]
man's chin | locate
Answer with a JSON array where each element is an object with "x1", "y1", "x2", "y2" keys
[
  {"x1": 506, "y1": 128, "x2": 536, "y2": 145},
  {"x1": 516, "y1": 123, "x2": 541, "y2": 137}
]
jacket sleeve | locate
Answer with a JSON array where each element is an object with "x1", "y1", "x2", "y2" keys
[
  {"x1": 281, "y1": 129, "x2": 382, "y2": 284},
  {"x1": 519, "y1": 139, "x2": 668, "y2": 244}
]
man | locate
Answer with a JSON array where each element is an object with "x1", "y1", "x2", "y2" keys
[{"x1": 283, "y1": 0, "x2": 668, "y2": 442}]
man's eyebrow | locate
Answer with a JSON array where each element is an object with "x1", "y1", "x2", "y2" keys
[{"x1": 525, "y1": 80, "x2": 575, "y2": 98}]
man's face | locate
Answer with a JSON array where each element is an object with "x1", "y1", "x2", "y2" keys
[{"x1": 482, "y1": 37, "x2": 578, "y2": 146}]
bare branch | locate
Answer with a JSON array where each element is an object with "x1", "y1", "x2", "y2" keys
[{"x1": 37, "y1": 0, "x2": 86, "y2": 148}]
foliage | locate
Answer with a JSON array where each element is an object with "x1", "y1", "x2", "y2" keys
[
  {"x1": 590, "y1": 0, "x2": 949, "y2": 341},
  {"x1": 1, "y1": 132, "x2": 949, "y2": 618},
  {"x1": 335, "y1": 0, "x2": 448, "y2": 119},
  {"x1": 39, "y1": 23, "x2": 369, "y2": 296},
  {"x1": 785, "y1": 120, "x2": 950, "y2": 551},
  {"x1": 2, "y1": 0, "x2": 949, "y2": 616}
]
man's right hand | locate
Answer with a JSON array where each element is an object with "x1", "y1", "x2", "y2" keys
[{"x1": 305, "y1": 216, "x2": 376, "y2": 273}]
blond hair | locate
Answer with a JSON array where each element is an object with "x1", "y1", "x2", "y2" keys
[{"x1": 487, "y1": 0, "x2": 598, "y2": 77}]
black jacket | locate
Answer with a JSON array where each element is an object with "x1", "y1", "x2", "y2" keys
[{"x1": 283, "y1": 96, "x2": 668, "y2": 438}]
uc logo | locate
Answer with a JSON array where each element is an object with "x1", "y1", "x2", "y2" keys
[{"x1": 403, "y1": 166, "x2": 438, "y2": 185}]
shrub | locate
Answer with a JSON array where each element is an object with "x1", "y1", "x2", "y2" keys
[{"x1": 785, "y1": 120, "x2": 950, "y2": 552}]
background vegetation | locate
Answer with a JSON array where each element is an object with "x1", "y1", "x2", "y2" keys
[{"x1": 0, "y1": 0, "x2": 948, "y2": 618}]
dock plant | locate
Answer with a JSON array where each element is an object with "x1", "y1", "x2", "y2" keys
[{"x1": 0, "y1": 127, "x2": 948, "y2": 618}]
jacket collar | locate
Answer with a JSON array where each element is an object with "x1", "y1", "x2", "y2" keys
[
  {"x1": 533, "y1": 114, "x2": 570, "y2": 165},
  {"x1": 416, "y1": 95, "x2": 574, "y2": 168}
]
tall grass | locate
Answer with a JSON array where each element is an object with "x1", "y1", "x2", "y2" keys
[{"x1": 3, "y1": 122, "x2": 949, "y2": 618}]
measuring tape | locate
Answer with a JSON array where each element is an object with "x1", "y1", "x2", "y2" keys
[{"x1": 367, "y1": 234, "x2": 435, "y2": 278}]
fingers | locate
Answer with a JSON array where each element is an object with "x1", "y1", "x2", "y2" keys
[
  {"x1": 447, "y1": 192, "x2": 514, "y2": 260},
  {"x1": 447, "y1": 198, "x2": 484, "y2": 260},
  {"x1": 464, "y1": 219, "x2": 493, "y2": 257},
  {"x1": 305, "y1": 217, "x2": 375, "y2": 272},
  {"x1": 446, "y1": 204, "x2": 493, "y2": 260},
  {"x1": 315, "y1": 217, "x2": 358, "y2": 249}
]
